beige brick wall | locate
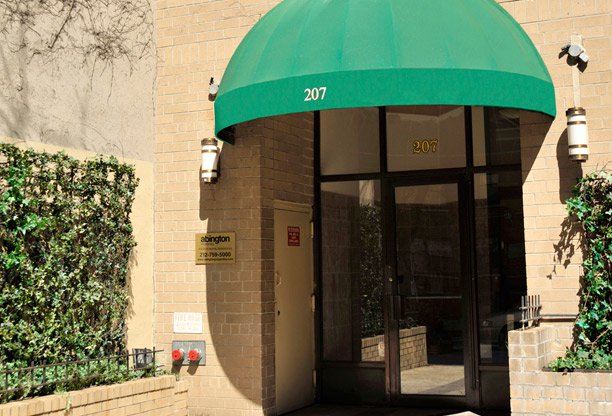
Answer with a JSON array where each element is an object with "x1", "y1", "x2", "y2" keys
[
  {"x1": 0, "y1": 376, "x2": 188, "y2": 416},
  {"x1": 155, "y1": 0, "x2": 611, "y2": 414},
  {"x1": 154, "y1": 106, "x2": 312, "y2": 415},
  {"x1": 399, "y1": 327, "x2": 428, "y2": 371},
  {"x1": 498, "y1": 0, "x2": 611, "y2": 337},
  {"x1": 509, "y1": 327, "x2": 612, "y2": 416},
  {"x1": 154, "y1": 114, "x2": 312, "y2": 416},
  {"x1": 361, "y1": 334, "x2": 385, "y2": 362},
  {"x1": 361, "y1": 326, "x2": 428, "y2": 371},
  {"x1": 155, "y1": 1, "x2": 289, "y2": 415}
]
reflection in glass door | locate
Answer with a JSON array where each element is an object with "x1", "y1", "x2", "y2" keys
[{"x1": 392, "y1": 183, "x2": 466, "y2": 397}]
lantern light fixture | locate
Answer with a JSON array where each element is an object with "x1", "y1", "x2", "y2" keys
[
  {"x1": 201, "y1": 138, "x2": 221, "y2": 183},
  {"x1": 566, "y1": 107, "x2": 589, "y2": 163}
]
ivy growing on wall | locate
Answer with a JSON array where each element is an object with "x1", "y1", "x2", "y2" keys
[
  {"x1": 0, "y1": 144, "x2": 139, "y2": 366},
  {"x1": 551, "y1": 170, "x2": 611, "y2": 371}
]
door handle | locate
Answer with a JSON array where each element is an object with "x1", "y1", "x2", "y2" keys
[{"x1": 275, "y1": 271, "x2": 281, "y2": 286}]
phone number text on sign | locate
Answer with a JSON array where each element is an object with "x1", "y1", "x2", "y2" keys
[{"x1": 195, "y1": 232, "x2": 236, "y2": 265}]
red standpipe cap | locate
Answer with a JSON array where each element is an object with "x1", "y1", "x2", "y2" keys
[
  {"x1": 172, "y1": 349, "x2": 184, "y2": 362},
  {"x1": 188, "y1": 349, "x2": 201, "y2": 361}
]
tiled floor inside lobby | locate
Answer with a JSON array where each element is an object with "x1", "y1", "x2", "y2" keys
[{"x1": 401, "y1": 364, "x2": 464, "y2": 395}]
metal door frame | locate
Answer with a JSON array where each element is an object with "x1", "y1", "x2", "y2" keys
[
  {"x1": 313, "y1": 106, "x2": 523, "y2": 409},
  {"x1": 382, "y1": 173, "x2": 479, "y2": 408}
]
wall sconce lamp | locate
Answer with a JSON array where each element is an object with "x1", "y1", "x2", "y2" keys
[
  {"x1": 201, "y1": 138, "x2": 221, "y2": 183},
  {"x1": 566, "y1": 107, "x2": 589, "y2": 163},
  {"x1": 561, "y1": 36, "x2": 589, "y2": 163}
]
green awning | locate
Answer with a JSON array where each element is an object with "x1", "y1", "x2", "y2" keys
[{"x1": 214, "y1": 0, "x2": 556, "y2": 142}]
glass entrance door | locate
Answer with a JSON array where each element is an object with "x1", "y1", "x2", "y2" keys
[
  {"x1": 316, "y1": 106, "x2": 527, "y2": 408},
  {"x1": 387, "y1": 180, "x2": 477, "y2": 406}
]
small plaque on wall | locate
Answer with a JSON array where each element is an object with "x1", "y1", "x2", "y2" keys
[
  {"x1": 173, "y1": 312, "x2": 203, "y2": 334},
  {"x1": 195, "y1": 232, "x2": 236, "y2": 264},
  {"x1": 288, "y1": 226, "x2": 300, "y2": 246}
]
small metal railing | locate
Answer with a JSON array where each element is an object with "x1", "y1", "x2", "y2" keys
[
  {"x1": 0, "y1": 348, "x2": 161, "y2": 402},
  {"x1": 520, "y1": 295, "x2": 541, "y2": 330}
]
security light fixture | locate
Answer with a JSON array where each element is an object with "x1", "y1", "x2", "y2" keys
[
  {"x1": 568, "y1": 43, "x2": 583, "y2": 58},
  {"x1": 568, "y1": 44, "x2": 589, "y2": 63},
  {"x1": 201, "y1": 138, "x2": 221, "y2": 183},
  {"x1": 208, "y1": 77, "x2": 219, "y2": 101},
  {"x1": 561, "y1": 42, "x2": 589, "y2": 64}
]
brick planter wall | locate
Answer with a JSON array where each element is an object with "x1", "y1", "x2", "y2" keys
[
  {"x1": 509, "y1": 326, "x2": 612, "y2": 416},
  {"x1": 399, "y1": 326, "x2": 428, "y2": 371},
  {"x1": 361, "y1": 334, "x2": 385, "y2": 362},
  {"x1": 361, "y1": 326, "x2": 428, "y2": 370},
  {"x1": 0, "y1": 375, "x2": 188, "y2": 416}
]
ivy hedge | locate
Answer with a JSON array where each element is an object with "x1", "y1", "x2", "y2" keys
[
  {"x1": 550, "y1": 170, "x2": 611, "y2": 371},
  {"x1": 0, "y1": 144, "x2": 139, "y2": 367}
]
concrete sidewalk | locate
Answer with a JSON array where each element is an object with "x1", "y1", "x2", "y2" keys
[{"x1": 285, "y1": 405, "x2": 510, "y2": 416}]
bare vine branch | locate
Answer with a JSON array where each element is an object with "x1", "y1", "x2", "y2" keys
[
  {"x1": 0, "y1": 0, "x2": 153, "y2": 70},
  {"x1": 48, "y1": 0, "x2": 76, "y2": 50}
]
